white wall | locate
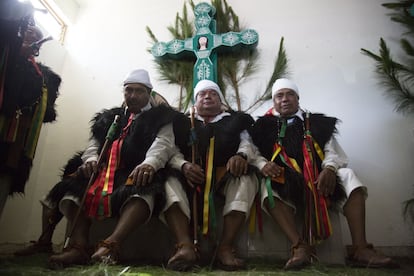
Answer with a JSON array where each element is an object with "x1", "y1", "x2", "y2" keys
[{"x1": 1, "y1": 0, "x2": 413, "y2": 251}]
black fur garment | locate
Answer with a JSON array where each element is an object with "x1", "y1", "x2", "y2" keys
[
  {"x1": 249, "y1": 112, "x2": 346, "y2": 209},
  {"x1": 47, "y1": 105, "x2": 185, "y2": 217},
  {"x1": 45, "y1": 152, "x2": 85, "y2": 208},
  {"x1": 0, "y1": 54, "x2": 61, "y2": 195},
  {"x1": 173, "y1": 111, "x2": 255, "y2": 168},
  {"x1": 172, "y1": 111, "x2": 257, "y2": 222}
]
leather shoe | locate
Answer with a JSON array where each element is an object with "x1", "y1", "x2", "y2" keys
[
  {"x1": 167, "y1": 243, "x2": 199, "y2": 271},
  {"x1": 346, "y1": 244, "x2": 399, "y2": 268},
  {"x1": 91, "y1": 239, "x2": 120, "y2": 265},
  {"x1": 216, "y1": 245, "x2": 247, "y2": 271},
  {"x1": 48, "y1": 244, "x2": 89, "y2": 268},
  {"x1": 284, "y1": 240, "x2": 314, "y2": 270}
]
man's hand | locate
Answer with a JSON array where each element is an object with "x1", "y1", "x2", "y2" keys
[
  {"x1": 261, "y1": 161, "x2": 283, "y2": 178},
  {"x1": 77, "y1": 161, "x2": 98, "y2": 178},
  {"x1": 316, "y1": 168, "x2": 337, "y2": 197},
  {"x1": 226, "y1": 155, "x2": 248, "y2": 177},
  {"x1": 129, "y1": 164, "x2": 155, "y2": 187},
  {"x1": 182, "y1": 162, "x2": 205, "y2": 187}
]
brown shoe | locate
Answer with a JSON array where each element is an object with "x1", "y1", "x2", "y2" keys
[
  {"x1": 216, "y1": 245, "x2": 247, "y2": 271},
  {"x1": 14, "y1": 241, "x2": 53, "y2": 256},
  {"x1": 346, "y1": 244, "x2": 399, "y2": 268},
  {"x1": 167, "y1": 243, "x2": 199, "y2": 271},
  {"x1": 284, "y1": 240, "x2": 314, "y2": 270},
  {"x1": 91, "y1": 239, "x2": 120, "y2": 265},
  {"x1": 48, "y1": 243, "x2": 90, "y2": 268}
]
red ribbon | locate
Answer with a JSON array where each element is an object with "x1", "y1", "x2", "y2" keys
[
  {"x1": 302, "y1": 134, "x2": 332, "y2": 244},
  {"x1": 85, "y1": 114, "x2": 133, "y2": 219}
]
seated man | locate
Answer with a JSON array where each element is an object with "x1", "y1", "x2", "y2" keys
[
  {"x1": 249, "y1": 78, "x2": 398, "y2": 270},
  {"x1": 45, "y1": 69, "x2": 186, "y2": 267},
  {"x1": 164, "y1": 79, "x2": 259, "y2": 271},
  {"x1": 14, "y1": 88, "x2": 171, "y2": 257}
]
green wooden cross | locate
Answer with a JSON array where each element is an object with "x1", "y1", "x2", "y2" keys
[{"x1": 151, "y1": 2, "x2": 259, "y2": 90}]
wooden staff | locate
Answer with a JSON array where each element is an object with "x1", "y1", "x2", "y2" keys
[
  {"x1": 190, "y1": 106, "x2": 198, "y2": 246},
  {"x1": 64, "y1": 114, "x2": 121, "y2": 248}
]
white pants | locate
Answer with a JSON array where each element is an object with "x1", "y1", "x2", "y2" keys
[
  {"x1": 55, "y1": 173, "x2": 259, "y2": 223},
  {"x1": 58, "y1": 176, "x2": 188, "y2": 224},
  {"x1": 163, "y1": 173, "x2": 259, "y2": 221},
  {"x1": 261, "y1": 167, "x2": 367, "y2": 213}
]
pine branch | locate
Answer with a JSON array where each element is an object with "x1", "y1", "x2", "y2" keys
[
  {"x1": 246, "y1": 37, "x2": 289, "y2": 113},
  {"x1": 145, "y1": 26, "x2": 158, "y2": 43},
  {"x1": 362, "y1": 1, "x2": 414, "y2": 115},
  {"x1": 362, "y1": 38, "x2": 414, "y2": 115}
]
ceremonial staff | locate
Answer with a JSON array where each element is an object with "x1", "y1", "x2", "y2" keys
[
  {"x1": 64, "y1": 114, "x2": 121, "y2": 248},
  {"x1": 29, "y1": 36, "x2": 53, "y2": 56},
  {"x1": 190, "y1": 106, "x2": 198, "y2": 246}
]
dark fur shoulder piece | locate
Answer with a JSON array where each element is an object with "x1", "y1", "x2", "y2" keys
[
  {"x1": 250, "y1": 113, "x2": 338, "y2": 163},
  {"x1": 85, "y1": 105, "x2": 184, "y2": 216},
  {"x1": 307, "y1": 113, "x2": 339, "y2": 148},
  {"x1": 90, "y1": 105, "x2": 182, "y2": 147},
  {"x1": 45, "y1": 151, "x2": 85, "y2": 205},
  {"x1": 129, "y1": 105, "x2": 183, "y2": 141},
  {"x1": 90, "y1": 107, "x2": 125, "y2": 145},
  {"x1": 196, "y1": 111, "x2": 255, "y2": 166},
  {"x1": 61, "y1": 151, "x2": 83, "y2": 177},
  {"x1": 249, "y1": 115, "x2": 278, "y2": 161},
  {"x1": 227, "y1": 110, "x2": 255, "y2": 127},
  {"x1": 250, "y1": 113, "x2": 345, "y2": 207},
  {"x1": 1, "y1": 56, "x2": 42, "y2": 117},
  {"x1": 38, "y1": 63, "x2": 61, "y2": 123},
  {"x1": 172, "y1": 113, "x2": 191, "y2": 157}
]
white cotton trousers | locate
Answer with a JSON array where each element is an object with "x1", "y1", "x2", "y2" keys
[{"x1": 260, "y1": 167, "x2": 367, "y2": 213}]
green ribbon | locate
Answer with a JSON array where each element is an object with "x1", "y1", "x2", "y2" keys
[
  {"x1": 265, "y1": 177, "x2": 275, "y2": 209},
  {"x1": 209, "y1": 191, "x2": 217, "y2": 238},
  {"x1": 106, "y1": 115, "x2": 120, "y2": 141}
]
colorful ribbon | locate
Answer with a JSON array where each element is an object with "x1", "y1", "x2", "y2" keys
[
  {"x1": 302, "y1": 132, "x2": 332, "y2": 244},
  {"x1": 86, "y1": 114, "x2": 131, "y2": 219},
  {"x1": 202, "y1": 136, "x2": 215, "y2": 235},
  {"x1": 267, "y1": 113, "x2": 332, "y2": 244},
  {"x1": 25, "y1": 84, "x2": 48, "y2": 159}
]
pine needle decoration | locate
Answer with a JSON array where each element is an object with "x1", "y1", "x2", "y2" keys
[
  {"x1": 361, "y1": 1, "x2": 414, "y2": 224},
  {"x1": 361, "y1": 1, "x2": 414, "y2": 115},
  {"x1": 246, "y1": 37, "x2": 289, "y2": 113}
]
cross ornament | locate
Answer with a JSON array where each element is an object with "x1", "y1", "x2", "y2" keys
[{"x1": 151, "y1": 2, "x2": 259, "y2": 93}]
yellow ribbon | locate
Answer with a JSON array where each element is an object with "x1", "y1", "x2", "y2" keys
[
  {"x1": 248, "y1": 202, "x2": 256, "y2": 233},
  {"x1": 270, "y1": 145, "x2": 281, "y2": 162},
  {"x1": 25, "y1": 84, "x2": 48, "y2": 159},
  {"x1": 202, "y1": 136, "x2": 215, "y2": 235},
  {"x1": 313, "y1": 140, "x2": 324, "y2": 161}
]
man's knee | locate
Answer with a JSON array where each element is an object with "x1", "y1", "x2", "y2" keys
[{"x1": 122, "y1": 197, "x2": 151, "y2": 213}]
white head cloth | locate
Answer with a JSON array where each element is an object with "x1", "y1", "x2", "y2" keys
[
  {"x1": 272, "y1": 78, "x2": 299, "y2": 99},
  {"x1": 193, "y1": 79, "x2": 225, "y2": 103},
  {"x1": 123, "y1": 69, "x2": 153, "y2": 89}
]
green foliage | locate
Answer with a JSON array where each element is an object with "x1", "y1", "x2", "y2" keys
[
  {"x1": 362, "y1": 1, "x2": 414, "y2": 224},
  {"x1": 146, "y1": 0, "x2": 288, "y2": 112},
  {"x1": 361, "y1": 1, "x2": 414, "y2": 115},
  {"x1": 0, "y1": 253, "x2": 410, "y2": 275},
  {"x1": 246, "y1": 37, "x2": 289, "y2": 113},
  {"x1": 145, "y1": 3, "x2": 194, "y2": 111}
]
